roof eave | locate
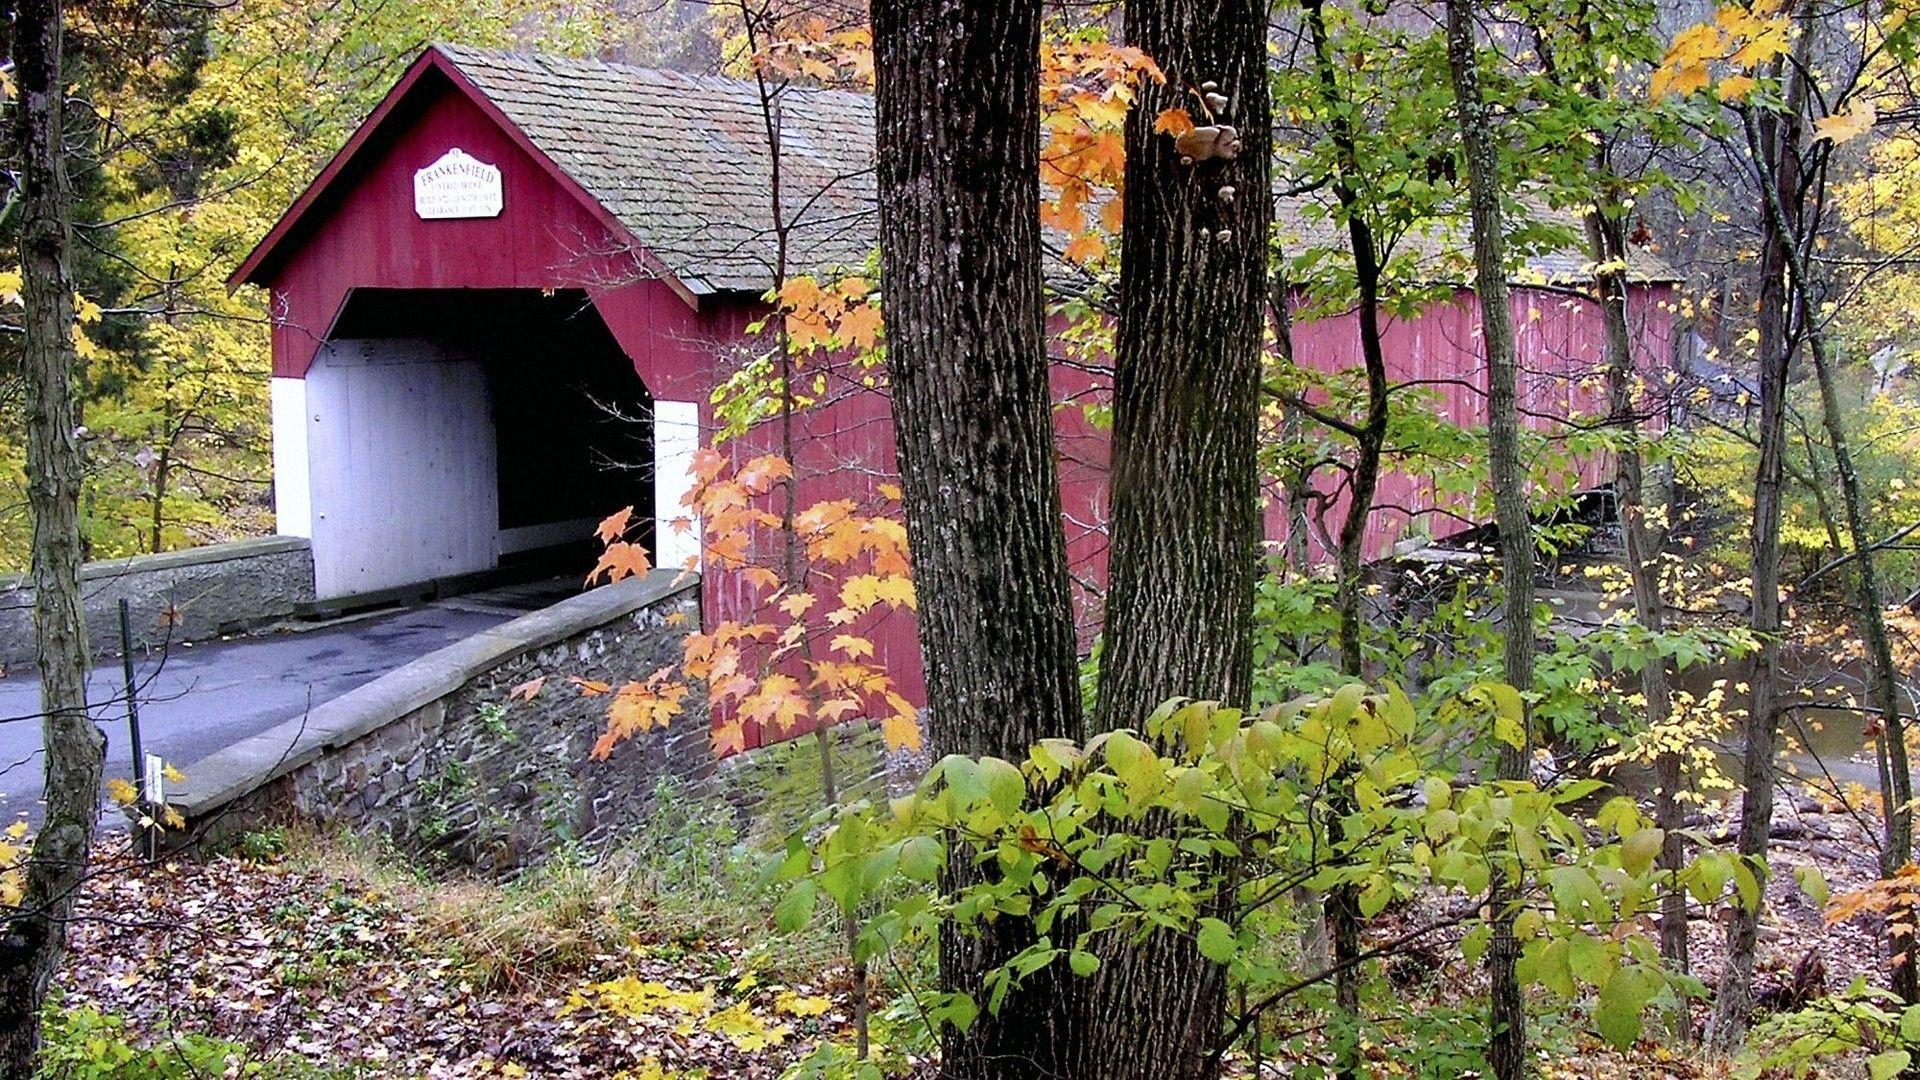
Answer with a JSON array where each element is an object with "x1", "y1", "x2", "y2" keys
[{"x1": 228, "y1": 46, "x2": 702, "y2": 313}]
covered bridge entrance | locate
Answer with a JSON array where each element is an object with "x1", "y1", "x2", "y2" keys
[{"x1": 232, "y1": 45, "x2": 873, "y2": 604}]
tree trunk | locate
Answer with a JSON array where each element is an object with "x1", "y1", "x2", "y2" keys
[
  {"x1": 1073, "y1": 0, "x2": 1269, "y2": 1072},
  {"x1": 0, "y1": 0, "x2": 106, "y2": 1074},
  {"x1": 872, "y1": 0, "x2": 1084, "y2": 1074},
  {"x1": 1755, "y1": 129, "x2": 1917, "y2": 1000},
  {"x1": 1587, "y1": 206, "x2": 1688, "y2": 972},
  {"x1": 1444, "y1": 3, "x2": 1534, "y2": 1076},
  {"x1": 1706, "y1": 39, "x2": 1805, "y2": 1049},
  {"x1": 1300, "y1": 0, "x2": 1390, "y2": 1055}
]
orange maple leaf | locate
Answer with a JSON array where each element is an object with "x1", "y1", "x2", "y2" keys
[
  {"x1": 742, "y1": 673, "x2": 812, "y2": 733},
  {"x1": 1154, "y1": 107, "x2": 1195, "y2": 136},
  {"x1": 711, "y1": 718, "x2": 749, "y2": 755},
  {"x1": 508, "y1": 676, "x2": 546, "y2": 702},
  {"x1": 596, "y1": 507, "x2": 634, "y2": 544},
  {"x1": 589, "y1": 541, "x2": 653, "y2": 585},
  {"x1": 839, "y1": 303, "x2": 884, "y2": 350}
]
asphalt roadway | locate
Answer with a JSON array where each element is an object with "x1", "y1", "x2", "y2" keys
[{"x1": 0, "y1": 583, "x2": 575, "y2": 828}]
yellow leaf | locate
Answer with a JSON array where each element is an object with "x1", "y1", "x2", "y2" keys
[
  {"x1": 775, "y1": 990, "x2": 833, "y2": 1016},
  {"x1": 830, "y1": 634, "x2": 875, "y2": 660},
  {"x1": 105, "y1": 777, "x2": 138, "y2": 806},
  {"x1": 1815, "y1": 102, "x2": 1877, "y2": 144},
  {"x1": 1716, "y1": 74, "x2": 1758, "y2": 101},
  {"x1": 882, "y1": 708, "x2": 923, "y2": 752},
  {"x1": 5, "y1": 821, "x2": 26, "y2": 840}
]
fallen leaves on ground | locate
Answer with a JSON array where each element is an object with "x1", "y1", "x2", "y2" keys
[{"x1": 58, "y1": 847, "x2": 889, "y2": 1078}]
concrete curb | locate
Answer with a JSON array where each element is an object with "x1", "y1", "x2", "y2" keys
[{"x1": 174, "y1": 569, "x2": 697, "y2": 818}]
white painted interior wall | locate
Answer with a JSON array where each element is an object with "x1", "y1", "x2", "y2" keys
[
  {"x1": 302, "y1": 338, "x2": 498, "y2": 599},
  {"x1": 270, "y1": 377, "x2": 312, "y2": 539},
  {"x1": 652, "y1": 400, "x2": 701, "y2": 571}
]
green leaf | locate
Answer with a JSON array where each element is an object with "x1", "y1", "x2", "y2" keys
[
  {"x1": 1795, "y1": 863, "x2": 1830, "y2": 908},
  {"x1": 1494, "y1": 713, "x2": 1527, "y2": 752},
  {"x1": 1870, "y1": 1050, "x2": 1913, "y2": 1080},
  {"x1": 1621, "y1": 828, "x2": 1663, "y2": 878},
  {"x1": 1900, "y1": 1004, "x2": 1920, "y2": 1043},
  {"x1": 900, "y1": 835, "x2": 944, "y2": 881},
  {"x1": 775, "y1": 881, "x2": 817, "y2": 932},
  {"x1": 1196, "y1": 918, "x2": 1237, "y2": 964},
  {"x1": 978, "y1": 756, "x2": 1027, "y2": 816},
  {"x1": 1068, "y1": 950, "x2": 1100, "y2": 977}
]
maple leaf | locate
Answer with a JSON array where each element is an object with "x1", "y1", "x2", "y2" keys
[
  {"x1": 596, "y1": 506, "x2": 634, "y2": 544},
  {"x1": 588, "y1": 541, "x2": 653, "y2": 585},
  {"x1": 779, "y1": 592, "x2": 817, "y2": 617},
  {"x1": 839, "y1": 303, "x2": 884, "y2": 349},
  {"x1": 690, "y1": 446, "x2": 730, "y2": 484},
  {"x1": 736, "y1": 454, "x2": 795, "y2": 495},
  {"x1": 882, "y1": 707, "x2": 924, "y2": 753},
  {"x1": 607, "y1": 679, "x2": 687, "y2": 736},
  {"x1": 509, "y1": 676, "x2": 546, "y2": 702},
  {"x1": 1154, "y1": 107, "x2": 1195, "y2": 136},
  {"x1": 831, "y1": 633, "x2": 875, "y2": 660},
  {"x1": 742, "y1": 673, "x2": 811, "y2": 733},
  {"x1": 712, "y1": 718, "x2": 749, "y2": 755},
  {"x1": 1814, "y1": 102, "x2": 1876, "y2": 144},
  {"x1": 1715, "y1": 74, "x2": 1759, "y2": 101},
  {"x1": 106, "y1": 777, "x2": 138, "y2": 806},
  {"x1": 840, "y1": 573, "x2": 917, "y2": 615},
  {"x1": 1065, "y1": 232, "x2": 1108, "y2": 265},
  {"x1": 877, "y1": 482, "x2": 902, "y2": 501},
  {"x1": 570, "y1": 677, "x2": 613, "y2": 696},
  {"x1": 817, "y1": 698, "x2": 862, "y2": 723}
]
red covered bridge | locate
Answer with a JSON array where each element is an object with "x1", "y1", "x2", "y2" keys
[{"x1": 233, "y1": 46, "x2": 1676, "y2": 749}]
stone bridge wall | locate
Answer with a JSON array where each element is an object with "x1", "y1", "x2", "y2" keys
[
  {"x1": 174, "y1": 571, "x2": 711, "y2": 870},
  {"x1": 0, "y1": 536, "x2": 314, "y2": 667}
]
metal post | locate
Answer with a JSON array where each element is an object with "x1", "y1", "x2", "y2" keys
[{"x1": 118, "y1": 598, "x2": 152, "y2": 858}]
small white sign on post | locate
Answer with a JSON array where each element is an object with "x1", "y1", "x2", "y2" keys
[{"x1": 413, "y1": 148, "x2": 502, "y2": 220}]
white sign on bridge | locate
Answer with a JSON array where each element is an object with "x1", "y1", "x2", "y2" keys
[{"x1": 413, "y1": 148, "x2": 502, "y2": 220}]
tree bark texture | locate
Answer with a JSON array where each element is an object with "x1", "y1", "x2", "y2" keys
[
  {"x1": 1065, "y1": 0, "x2": 1270, "y2": 1074},
  {"x1": 872, "y1": 0, "x2": 1085, "y2": 1074},
  {"x1": 1444, "y1": 3, "x2": 1534, "y2": 1076},
  {"x1": 1587, "y1": 205, "x2": 1687, "y2": 971},
  {"x1": 0, "y1": 0, "x2": 106, "y2": 1074},
  {"x1": 1708, "y1": 35, "x2": 1804, "y2": 1048}
]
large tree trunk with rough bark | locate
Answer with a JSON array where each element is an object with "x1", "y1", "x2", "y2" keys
[
  {"x1": 871, "y1": 0, "x2": 1085, "y2": 1074},
  {"x1": 0, "y1": 1, "x2": 106, "y2": 1074},
  {"x1": 1071, "y1": 0, "x2": 1269, "y2": 1072},
  {"x1": 1707, "y1": 33, "x2": 1804, "y2": 1048},
  {"x1": 1444, "y1": 3, "x2": 1534, "y2": 1076}
]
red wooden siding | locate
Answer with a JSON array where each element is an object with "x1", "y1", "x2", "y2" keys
[{"x1": 240, "y1": 51, "x2": 1676, "y2": 753}]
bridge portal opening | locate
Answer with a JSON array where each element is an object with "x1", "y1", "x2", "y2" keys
[{"x1": 290, "y1": 288, "x2": 653, "y2": 601}]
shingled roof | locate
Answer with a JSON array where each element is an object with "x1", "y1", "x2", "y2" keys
[
  {"x1": 238, "y1": 45, "x2": 1677, "y2": 296},
  {"x1": 436, "y1": 44, "x2": 878, "y2": 294}
]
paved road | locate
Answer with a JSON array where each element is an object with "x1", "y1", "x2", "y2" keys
[{"x1": 0, "y1": 582, "x2": 576, "y2": 827}]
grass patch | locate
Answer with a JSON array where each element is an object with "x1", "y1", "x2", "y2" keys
[{"x1": 269, "y1": 778, "x2": 842, "y2": 993}]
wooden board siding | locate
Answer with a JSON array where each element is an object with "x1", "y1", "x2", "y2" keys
[{"x1": 241, "y1": 47, "x2": 1678, "y2": 752}]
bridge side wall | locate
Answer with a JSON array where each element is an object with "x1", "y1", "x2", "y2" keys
[
  {"x1": 0, "y1": 536, "x2": 315, "y2": 667},
  {"x1": 174, "y1": 572, "x2": 709, "y2": 871}
]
